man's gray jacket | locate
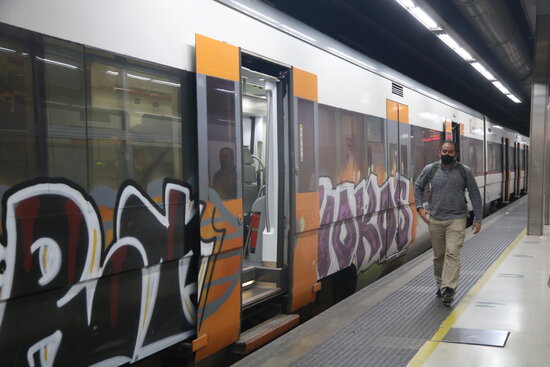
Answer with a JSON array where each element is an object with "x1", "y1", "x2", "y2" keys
[{"x1": 414, "y1": 162, "x2": 483, "y2": 223}]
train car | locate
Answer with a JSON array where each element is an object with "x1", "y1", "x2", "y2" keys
[
  {"x1": 0, "y1": 0, "x2": 528, "y2": 366},
  {"x1": 485, "y1": 119, "x2": 529, "y2": 213}
]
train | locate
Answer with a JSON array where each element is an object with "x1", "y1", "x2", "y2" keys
[{"x1": 0, "y1": 0, "x2": 529, "y2": 366}]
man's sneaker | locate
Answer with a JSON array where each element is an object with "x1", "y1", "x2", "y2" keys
[
  {"x1": 436, "y1": 289, "x2": 442, "y2": 298},
  {"x1": 442, "y1": 287, "x2": 455, "y2": 306}
]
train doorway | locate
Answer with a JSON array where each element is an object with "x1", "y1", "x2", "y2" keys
[{"x1": 240, "y1": 54, "x2": 290, "y2": 309}]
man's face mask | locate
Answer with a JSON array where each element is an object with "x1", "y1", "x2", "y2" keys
[
  {"x1": 440, "y1": 154, "x2": 455, "y2": 164},
  {"x1": 440, "y1": 144, "x2": 456, "y2": 164}
]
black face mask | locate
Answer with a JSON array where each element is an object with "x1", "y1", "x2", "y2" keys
[{"x1": 441, "y1": 154, "x2": 455, "y2": 165}]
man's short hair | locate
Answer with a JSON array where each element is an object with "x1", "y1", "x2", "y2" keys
[{"x1": 440, "y1": 140, "x2": 457, "y2": 150}]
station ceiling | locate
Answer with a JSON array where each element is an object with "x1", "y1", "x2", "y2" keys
[{"x1": 261, "y1": 0, "x2": 533, "y2": 136}]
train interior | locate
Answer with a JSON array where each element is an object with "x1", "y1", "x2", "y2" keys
[{"x1": 239, "y1": 55, "x2": 289, "y2": 310}]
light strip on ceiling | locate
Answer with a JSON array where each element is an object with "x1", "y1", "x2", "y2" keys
[{"x1": 394, "y1": 0, "x2": 521, "y2": 103}]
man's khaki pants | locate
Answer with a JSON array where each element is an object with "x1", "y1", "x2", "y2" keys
[{"x1": 428, "y1": 217, "x2": 467, "y2": 290}]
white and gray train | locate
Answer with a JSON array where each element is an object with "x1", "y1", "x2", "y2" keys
[{"x1": 0, "y1": 0, "x2": 528, "y2": 365}]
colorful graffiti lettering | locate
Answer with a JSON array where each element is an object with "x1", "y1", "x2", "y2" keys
[
  {"x1": 318, "y1": 174, "x2": 415, "y2": 278},
  {"x1": 0, "y1": 178, "x2": 198, "y2": 367}
]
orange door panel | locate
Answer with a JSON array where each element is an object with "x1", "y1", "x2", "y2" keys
[{"x1": 194, "y1": 34, "x2": 242, "y2": 362}]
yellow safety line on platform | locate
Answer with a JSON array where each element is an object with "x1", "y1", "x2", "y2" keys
[{"x1": 408, "y1": 228, "x2": 527, "y2": 367}]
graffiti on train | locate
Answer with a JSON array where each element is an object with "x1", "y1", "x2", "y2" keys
[
  {"x1": 318, "y1": 174, "x2": 415, "y2": 278},
  {"x1": 0, "y1": 178, "x2": 198, "y2": 367}
]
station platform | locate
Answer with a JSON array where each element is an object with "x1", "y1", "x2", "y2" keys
[{"x1": 232, "y1": 197, "x2": 550, "y2": 366}]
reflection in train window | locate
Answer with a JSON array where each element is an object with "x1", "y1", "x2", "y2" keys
[
  {"x1": 43, "y1": 38, "x2": 87, "y2": 189},
  {"x1": 206, "y1": 76, "x2": 238, "y2": 200},
  {"x1": 297, "y1": 98, "x2": 316, "y2": 192},
  {"x1": 365, "y1": 116, "x2": 386, "y2": 182},
  {"x1": 411, "y1": 126, "x2": 442, "y2": 182},
  {"x1": 340, "y1": 110, "x2": 364, "y2": 182},
  {"x1": 88, "y1": 58, "x2": 182, "y2": 197},
  {"x1": 318, "y1": 104, "x2": 338, "y2": 181},
  {"x1": 0, "y1": 36, "x2": 36, "y2": 194}
]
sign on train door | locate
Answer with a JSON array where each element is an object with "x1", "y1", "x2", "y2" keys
[
  {"x1": 383, "y1": 100, "x2": 414, "y2": 261},
  {"x1": 193, "y1": 34, "x2": 243, "y2": 361}
]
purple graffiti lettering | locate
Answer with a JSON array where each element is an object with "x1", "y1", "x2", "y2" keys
[{"x1": 318, "y1": 174, "x2": 415, "y2": 278}]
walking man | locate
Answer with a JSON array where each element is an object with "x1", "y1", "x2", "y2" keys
[{"x1": 414, "y1": 140, "x2": 482, "y2": 306}]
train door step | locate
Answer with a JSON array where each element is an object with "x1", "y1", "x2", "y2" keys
[
  {"x1": 231, "y1": 314, "x2": 300, "y2": 355},
  {"x1": 242, "y1": 286, "x2": 283, "y2": 309}
]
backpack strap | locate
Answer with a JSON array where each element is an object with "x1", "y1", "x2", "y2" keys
[{"x1": 427, "y1": 161, "x2": 440, "y2": 183}]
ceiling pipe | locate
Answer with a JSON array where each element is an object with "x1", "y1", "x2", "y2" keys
[{"x1": 451, "y1": 0, "x2": 532, "y2": 96}]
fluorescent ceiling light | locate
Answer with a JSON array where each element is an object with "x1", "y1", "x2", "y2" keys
[
  {"x1": 396, "y1": 0, "x2": 416, "y2": 8},
  {"x1": 215, "y1": 88, "x2": 235, "y2": 94},
  {"x1": 0, "y1": 46, "x2": 16, "y2": 53},
  {"x1": 506, "y1": 94, "x2": 521, "y2": 103},
  {"x1": 437, "y1": 34, "x2": 473, "y2": 61},
  {"x1": 492, "y1": 81, "x2": 510, "y2": 94},
  {"x1": 36, "y1": 57, "x2": 78, "y2": 69},
  {"x1": 409, "y1": 7, "x2": 439, "y2": 30},
  {"x1": 471, "y1": 62, "x2": 495, "y2": 81},
  {"x1": 106, "y1": 70, "x2": 119, "y2": 76},
  {"x1": 127, "y1": 73, "x2": 150, "y2": 81},
  {"x1": 152, "y1": 79, "x2": 181, "y2": 87}
]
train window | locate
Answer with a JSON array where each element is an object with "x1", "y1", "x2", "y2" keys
[
  {"x1": 519, "y1": 146, "x2": 525, "y2": 170},
  {"x1": 318, "y1": 104, "x2": 338, "y2": 181},
  {"x1": 206, "y1": 77, "x2": 238, "y2": 200},
  {"x1": 388, "y1": 122, "x2": 398, "y2": 178},
  {"x1": 399, "y1": 124, "x2": 410, "y2": 178},
  {"x1": 297, "y1": 98, "x2": 316, "y2": 192},
  {"x1": 487, "y1": 142, "x2": 502, "y2": 173},
  {"x1": 0, "y1": 36, "x2": 36, "y2": 198},
  {"x1": 462, "y1": 137, "x2": 483, "y2": 176},
  {"x1": 88, "y1": 57, "x2": 183, "y2": 197},
  {"x1": 508, "y1": 145, "x2": 515, "y2": 170},
  {"x1": 472, "y1": 139, "x2": 484, "y2": 176},
  {"x1": 411, "y1": 126, "x2": 441, "y2": 182},
  {"x1": 340, "y1": 110, "x2": 364, "y2": 182},
  {"x1": 365, "y1": 115, "x2": 386, "y2": 183},
  {"x1": 42, "y1": 38, "x2": 88, "y2": 189}
]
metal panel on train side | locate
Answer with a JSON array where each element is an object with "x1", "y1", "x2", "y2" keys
[{"x1": 194, "y1": 34, "x2": 242, "y2": 362}]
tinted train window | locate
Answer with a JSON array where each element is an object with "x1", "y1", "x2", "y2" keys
[
  {"x1": 0, "y1": 36, "x2": 36, "y2": 198},
  {"x1": 411, "y1": 126, "x2": 442, "y2": 182},
  {"x1": 462, "y1": 136, "x2": 483, "y2": 176},
  {"x1": 297, "y1": 98, "x2": 316, "y2": 192},
  {"x1": 340, "y1": 110, "x2": 364, "y2": 182},
  {"x1": 88, "y1": 57, "x2": 183, "y2": 198},
  {"x1": 365, "y1": 115, "x2": 386, "y2": 183},
  {"x1": 487, "y1": 142, "x2": 502, "y2": 173},
  {"x1": 508, "y1": 145, "x2": 515, "y2": 170},
  {"x1": 318, "y1": 104, "x2": 338, "y2": 181},
  {"x1": 0, "y1": 27, "x2": 188, "y2": 208},
  {"x1": 206, "y1": 77, "x2": 237, "y2": 200},
  {"x1": 43, "y1": 38, "x2": 88, "y2": 189}
]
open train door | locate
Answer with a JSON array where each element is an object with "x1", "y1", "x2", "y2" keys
[
  {"x1": 193, "y1": 34, "x2": 243, "y2": 361},
  {"x1": 445, "y1": 120, "x2": 463, "y2": 159},
  {"x1": 289, "y1": 67, "x2": 321, "y2": 311}
]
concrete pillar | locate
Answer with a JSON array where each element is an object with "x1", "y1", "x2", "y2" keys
[{"x1": 528, "y1": 1, "x2": 550, "y2": 235}]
